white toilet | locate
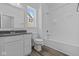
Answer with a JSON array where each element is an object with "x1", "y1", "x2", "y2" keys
[{"x1": 34, "y1": 38, "x2": 43, "y2": 52}]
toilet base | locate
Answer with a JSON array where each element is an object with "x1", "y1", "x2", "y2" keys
[{"x1": 34, "y1": 44, "x2": 42, "y2": 52}]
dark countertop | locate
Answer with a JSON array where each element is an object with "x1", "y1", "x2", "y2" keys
[{"x1": 0, "y1": 30, "x2": 32, "y2": 37}]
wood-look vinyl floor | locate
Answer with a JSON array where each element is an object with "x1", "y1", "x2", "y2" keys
[{"x1": 30, "y1": 45, "x2": 68, "y2": 56}]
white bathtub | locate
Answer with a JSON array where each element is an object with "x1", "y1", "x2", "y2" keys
[{"x1": 44, "y1": 39, "x2": 79, "y2": 56}]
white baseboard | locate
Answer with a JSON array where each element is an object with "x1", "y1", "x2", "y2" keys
[{"x1": 44, "y1": 39, "x2": 79, "y2": 56}]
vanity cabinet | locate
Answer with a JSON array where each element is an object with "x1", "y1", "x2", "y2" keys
[
  {"x1": 0, "y1": 38, "x2": 3, "y2": 56},
  {"x1": 23, "y1": 34, "x2": 32, "y2": 55},
  {"x1": 0, "y1": 34, "x2": 32, "y2": 56},
  {"x1": 4, "y1": 35, "x2": 24, "y2": 56},
  {"x1": 5, "y1": 40, "x2": 24, "y2": 56}
]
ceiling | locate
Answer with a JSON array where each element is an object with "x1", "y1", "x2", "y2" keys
[{"x1": 21, "y1": 3, "x2": 40, "y2": 10}]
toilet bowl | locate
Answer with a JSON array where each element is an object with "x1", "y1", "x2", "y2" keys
[
  {"x1": 34, "y1": 38, "x2": 43, "y2": 44},
  {"x1": 34, "y1": 38, "x2": 43, "y2": 52}
]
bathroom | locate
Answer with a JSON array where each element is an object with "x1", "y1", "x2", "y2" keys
[{"x1": 0, "y1": 3, "x2": 79, "y2": 56}]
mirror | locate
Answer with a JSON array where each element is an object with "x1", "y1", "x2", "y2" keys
[{"x1": 1, "y1": 14, "x2": 14, "y2": 29}]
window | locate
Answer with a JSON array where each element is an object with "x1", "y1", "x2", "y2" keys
[{"x1": 26, "y1": 6, "x2": 36, "y2": 27}]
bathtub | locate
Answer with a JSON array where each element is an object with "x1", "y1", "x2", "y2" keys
[{"x1": 44, "y1": 39, "x2": 79, "y2": 56}]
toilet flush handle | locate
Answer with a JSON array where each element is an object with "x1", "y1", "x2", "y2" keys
[{"x1": 46, "y1": 30, "x2": 51, "y2": 39}]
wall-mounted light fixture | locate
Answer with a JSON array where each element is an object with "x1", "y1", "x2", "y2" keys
[{"x1": 77, "y1": 3, "x2": 79, "y2": 12}]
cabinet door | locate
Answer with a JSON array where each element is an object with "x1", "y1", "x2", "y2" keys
[
  {"x1": 0, "y1": 38, "x2": 3, "y2": 56},
  {"x1": 24, "y1": 34, "x2": 32, "y2": 55},
  {"x1": 5, "y1": 40, "x2": 24, "y2": 56}
]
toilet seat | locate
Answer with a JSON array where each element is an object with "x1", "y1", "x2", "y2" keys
[{"x1": 34, "y1": 38, "x2": 43, "y2": 44}]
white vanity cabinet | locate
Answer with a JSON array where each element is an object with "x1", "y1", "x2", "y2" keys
[
  {"x1": 5, "y1": 40, "x2": 24, "y2": 56},
  {"x1": 23, "y1": 34, "x2": 32, "y2": 55},
  {"x1": 4, "y1": 35, "x2": 24, "y2": 56},
  {"x1": 0, "y1": 37, "x2": 3, "y2": 56},
  {"x1": 1, "y1": 35, "x2": 24, "y2": 56},
  {"x1": 0, "y1": 34, "x2": 32, "y2": 56}
]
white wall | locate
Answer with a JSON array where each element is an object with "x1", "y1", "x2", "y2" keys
[
  {"x1": 42, "y1": 3, "x2": 79, "y2": 55},
  {"x1": 0, "y1": 3, "x2": 25, "y2": 30}
]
